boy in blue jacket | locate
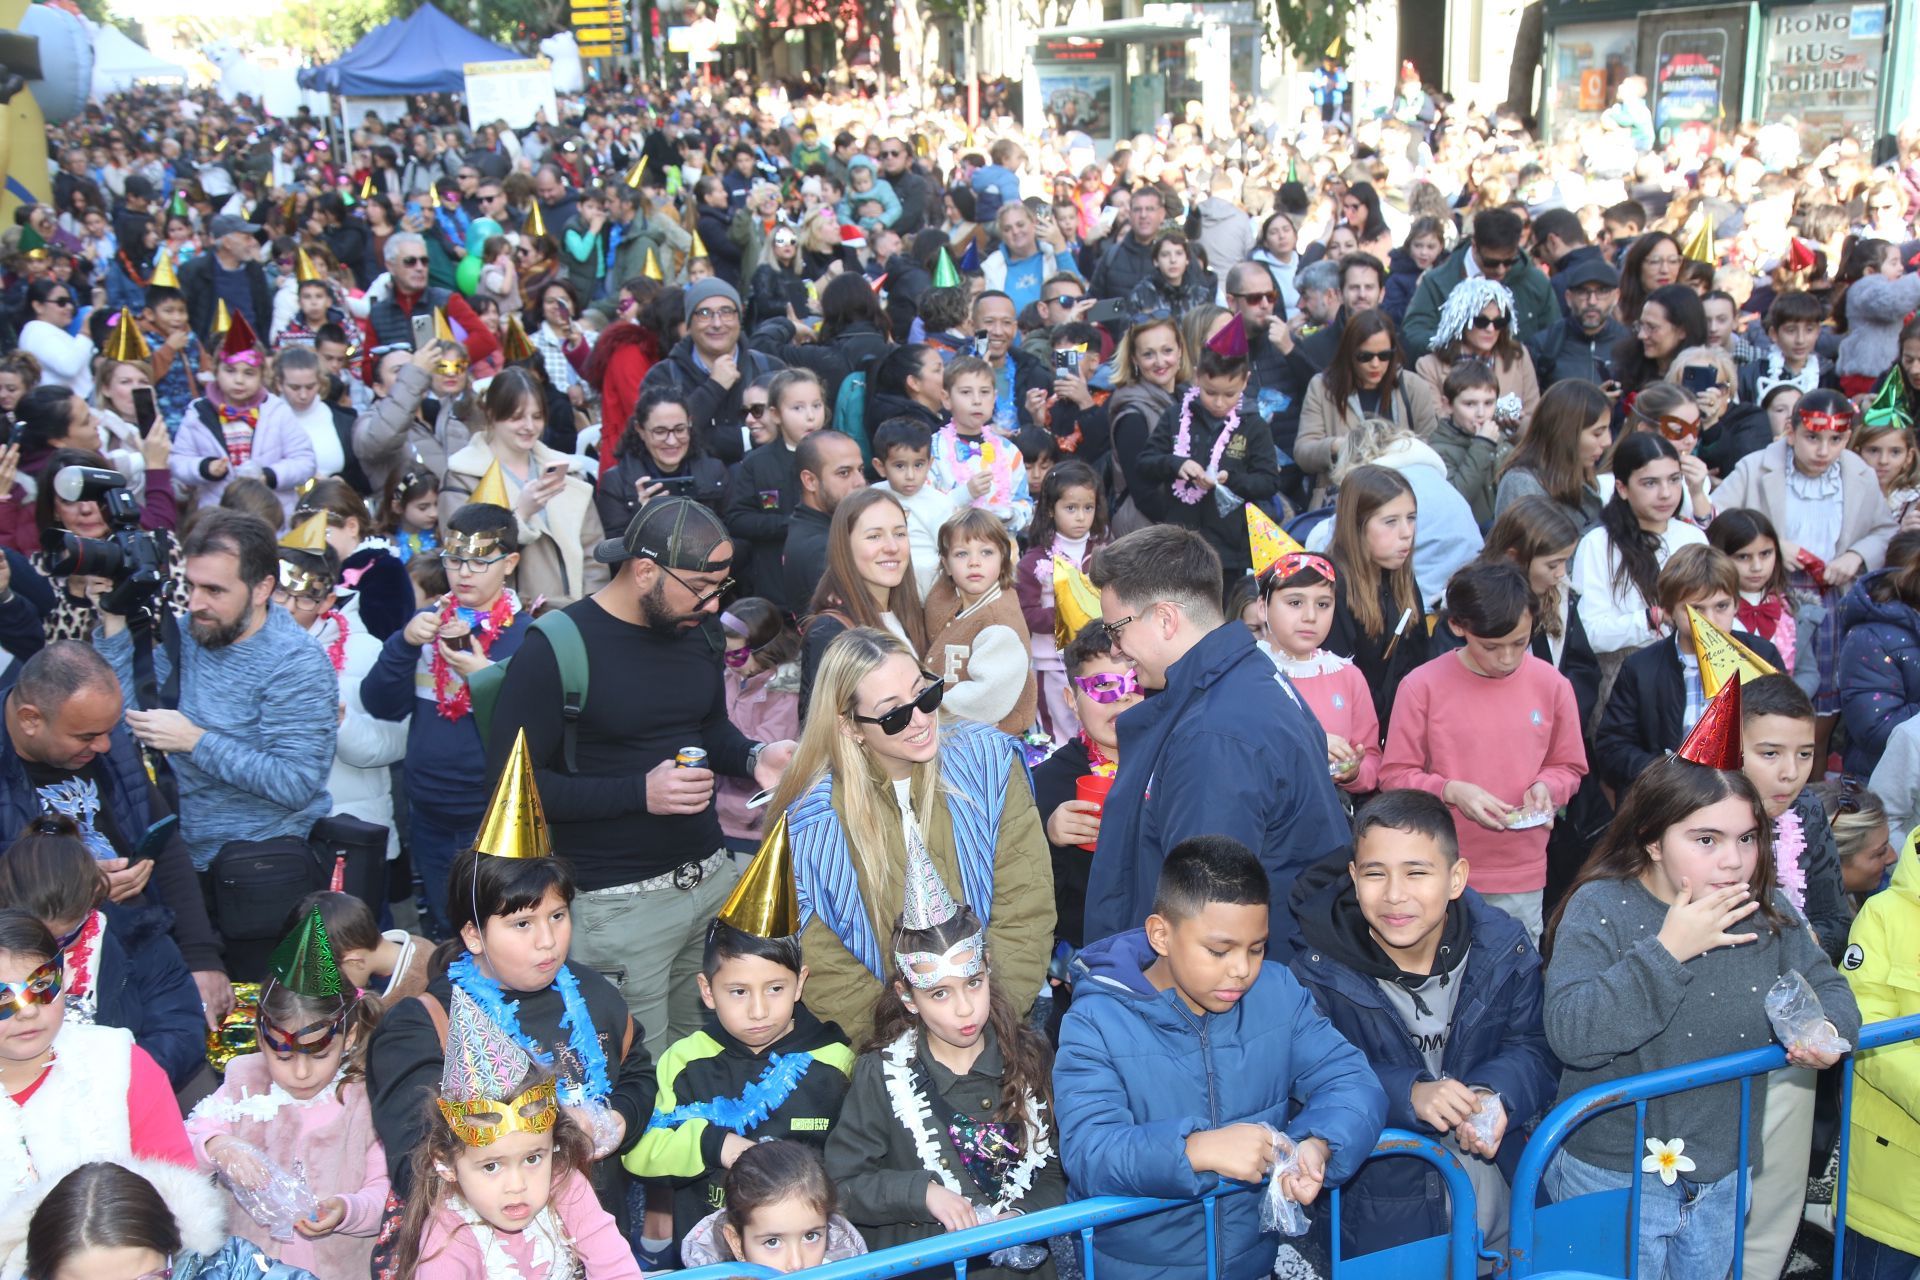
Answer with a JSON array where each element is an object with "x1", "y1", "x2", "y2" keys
[
  {"x1": 1054, "y1": 834, "x2": 1386, "y2": 1280},
  {"x1": 1288, "y1": 791, "x2": 1560, "y2": 1259}
]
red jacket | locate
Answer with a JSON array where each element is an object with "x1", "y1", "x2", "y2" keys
[{"x1": 585, "y1": 321, "x2": 660, "y2": 475}]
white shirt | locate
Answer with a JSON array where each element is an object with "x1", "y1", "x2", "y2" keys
[
  {"x1": 1570, "y1": 518, "x2": 1708, "y2": 653},
  {"x1": 19, "y1": 320, "x2": 95, "y2": 400},
  {"x1": 285, "y1": 398, "x2": 345, "y2": 479}
]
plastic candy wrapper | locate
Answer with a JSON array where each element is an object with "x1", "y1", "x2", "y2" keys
[
  {"x1": 1258, "y1": 1127, "x2": 1310, "y2": 1237},
  {"x1": 204, "y1": 981, "x2": 262, "y2": 1072},
  {"x1": 212, "y1": 1138, "x2": 317, "y2": 1240},
  {"x1": 1504, "y1": 802, "x2": 1554, "y2": 830},
  {"x1": 968, "y1": 1205, "x2": 1049, "y2": 1271},
  {"x1": 574, "y1": 1099, "x2": 625, "y2": 1159},
  {"x1": 1765, "y1": 971, "x2": 1852, "y2": 1056},
  {"x1": 1467, "y1": 1092, "x2": 1502, "y2": 1151},
  {"x1": 1212, "y1": 481, "x2": 1246, "y2": 519}
]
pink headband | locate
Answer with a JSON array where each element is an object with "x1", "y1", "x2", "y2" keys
[{"x1": 221, "y1": 350, "x2": 264, "y2": 367}]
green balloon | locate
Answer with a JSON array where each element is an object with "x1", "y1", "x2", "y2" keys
[
  {"x1": 456, "y1": 255, "x2": 482, "y2": 297},
  {"x1": 466, "y1": 217, "x2": 504, "y2": 255}
]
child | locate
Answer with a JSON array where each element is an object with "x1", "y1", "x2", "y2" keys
[
  {"x1": 1761, "y1": 381, "x2": 1803, "y2": 441},
  {"x1": 1540, "y1": 688, "x2": 1860, "y2": 1280},
  {"x1": 1260, "y1": 547, "x2": 1381, "y2": 794},
  {"x1": 678, "y1": 1139, "x2": 870, "y2": 1271},
  {"x1": 1736, "y1": 290, "x2": 1834, "y2": 406},
  {"x1": 1289, "y1": 790, "x2": 1559, "y2": 1258},
  {"x1": 1428, "y1": 358, "x2": 1509, "y2": 527},
  {"x1": 381, "y1": 461, "x2": 443, "y2": 565},
  {"x1": 175, "y1": 313, "x2": 316, "y2": 511},
  {"x1": 723, "y1": 367, "x2": 827, "y2": 611},
  {"x1": 929, "y1": 355, "x2": 1033, "y2": 534},
  {"x1": 923, "y1": 507, "x2": 1039, "y2": 736},
  {"x1": 1708, "y1": 507, "x2": 1796, "y2": 673},
  {"x1": 142, "y1": 279, "x2": 204, "y2": 433},
  {"x1": 1381, "y1": 561, "x2": 1588, "y2": 942},
  {"x1": 1053, "y1": 834, "x2": 1387, "y2": 1280},
  {"x1": 0, "y1": 816, "x2": 204, "y2": 1090},
  {"x1": 1015, "y1": 459, "x2": 1107, "y2": 745},
  {"x1": 873, "y1": 416, "x2": 968, "y2": 601},
  {"x1": 1570, "y1": 432, "x2": 1704, "y2": 709},
  {"x1": 393, "y1": 989, "x2": 641, "y2": 1280},
  {"x1": 360, "y1": 502, "x2": 532, "y2": 937},
  {"x1": 1226, "y1": 573, "x2": 1266, "y2": 644},
  {"x1": 1326, "y1": 463, "x2": 1430, "y2": 733},
  {"x1": 292, "y1": 889, "x2": 432, "y2": 1002},
  {"x1": 1136, "y1": 317, "x2": 1281, "y2": 583},
  {"x1": 1713, "y1": 388, "x2": 1894, "y2": 757},
  {"x1": 626, "y1": 914, "x2": 854, "y2": 1246},
  {"x1": 1017, "y1": 425, "x2": 1057, "y2": 497},
  {"x1": 823, "y1": 840, "x2": 1067, "y2": 1275},
  {"x1": 1595, "y1": 544, "x2": 1784, "y2": 789},
  {"x1": 716, "y1": 598, "x2": 801, "y2": 851},
  {"x1": 1851, "y1": 416, "x2": 1920, "y2": 525},
  {"x1": 1736, "y1": 675, "x2": 1853, "y2": 961},
  {"x1": 188, "y1": 909, "x2": 389, "y2": 1277}
]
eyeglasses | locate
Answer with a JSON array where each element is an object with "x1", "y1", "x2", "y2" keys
[
  {"x1": 880, "y1": 148, "x2": 906, "y2": 159},
  {"x1": 851, "y1": 673, "x2": 944, "y2": 734},
  {"x1": 1355, "y1": 348, "x2": 1394, "y2": 364},
  {"x1": 692, "y1": 306, "x2": 739, "y2": 323},
  {"x1": 1071, "y1": 669, "x2": 1141, "y2": 703},
  {"x1": 1233, "y1": 290, "x2": 1279, "y2": 305},
  {"x1": 395, "y1": 255, "x2": 428, "y2": 267},
  {"x1": 645, "y1": 425, "x2": 691, "y2": 440},
  {"x1": 0, "y1": 957, "x2": 61, "y2": 1022},
  {"x1": 661, "y1": 564, "x2": 734, "y2": 607},
  {"x1": 443, "y1": 552, "x2": 513, "y2": 574},
  {"x1": 272, "y1": 586, "x2": 332, "y2": 607},
  {"x1": 1467, "y1": 313, "x2": 1510, "y2": 332},
  {"x1": 1643, "y1": 255, "x2": 1682, "y2": 270},
  {"x1": 131, "y1": 1259, "x2": 174, "y2": 1280}
]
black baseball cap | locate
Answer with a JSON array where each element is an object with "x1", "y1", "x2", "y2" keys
[
  {"x1": 593, "y1": 496, "x2": 733, "y2": 569},
  {"x1": 1559, "y1": 258, "x2": 1621, "y2": 291}
]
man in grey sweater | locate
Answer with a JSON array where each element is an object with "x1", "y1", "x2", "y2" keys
[{"x1": 96, "y1": 510, "x2": 337, "y2": 870}]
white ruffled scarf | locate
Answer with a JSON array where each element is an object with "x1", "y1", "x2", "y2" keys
[{"x1": 449, "y1": 1193, "x2": 576, "y2": 1280}]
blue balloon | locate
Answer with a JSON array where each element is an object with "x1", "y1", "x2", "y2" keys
[{"x1": 466, "y1": 217, "x2": 503, "y2": 256}]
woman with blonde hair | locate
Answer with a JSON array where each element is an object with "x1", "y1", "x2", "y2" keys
[
  {"x1": 769, "y1": 625, "x2": 1053, "y2": 1045},
  {"x1": 1105, "y1": 316, "x2": 1189, "y2": 533}
]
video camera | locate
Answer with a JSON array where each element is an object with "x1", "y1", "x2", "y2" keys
[{"x1": 45, "y1": 466, "x2": 164, "y2": 616}]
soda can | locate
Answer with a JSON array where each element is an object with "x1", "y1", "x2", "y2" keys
[{"x1": 676, "y1": 747, "x2": 708, "y2": 769}]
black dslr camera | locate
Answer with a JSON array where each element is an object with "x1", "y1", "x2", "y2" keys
[{"x1": 45, "y1": 466, "x2": 164, "y2": 616}]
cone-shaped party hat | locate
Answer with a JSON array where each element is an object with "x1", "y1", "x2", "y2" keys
[
  {"x1": 433, "y1": 307, "x2": 457, "y2": 343},
  {"x1": 1785, "y1": 238, "x2": 1817, "y2": 272},
  {"x1": 894, "y1": 823, "x2": 986, "y2": 988},
  {"x1": 690, "y1": 227, "x2": 711, "y2": 260},
  {"x1": 642, "y1": 246, "x2": 663, "y2": 281},
  {"x1": 358, "y1": 174, "x2": 375, "y2": 201},
  {"x1": 1051, "y1": 554, "x2": 1102, "y2": 650},
  {"x1": 624, "y1": 154, "x2": 648, "y2": 188},
  {"x1": 1863, "y1": 372, "x2": 1912, "y2": 430},
  {"x1": 525, "y1": 201, "x2": 546, "y2": 240},
  {"x1": 280, "y1": 511, "x2": 330, "y2": 556},
  {"x1": 148, "y1": 249, "x2": 179, "y2": 290},
  {"x1": 1682, "y1": 216, "x2": 1716, "y2": 265},
  {"x1": 1676, "y1": 672, "x2": 1744, "y2": 770},
  {"x1": 501, "y1": 315, "x2": 537, "y2": 364},
  {"x1": 168, "y1": 191, "x2": 188, "y2": 218},
  {"x1": 219, "y1": 310, "x2": 260, "y2": 361},
  {"x1": 1687, "y1": 606, "x2": 1779, "y2": 698},
  {"x1": 901, "y1": 824, "x2": 962, "y2": 932},
  {"x1": 1206, "y1": 312, "x2": 1249, "y2": 359},
  {"x1": 295, "y1": 247, "x2": 325, "y2": 284},
  {"x1": 266, "y1": 907, "x2": 342, "y2": 998},
  {"x1": 1247, "y1": 505, "x2": 1306, "y2": 579},
  {"x1": 101, "y1": 309, "x2": 151, "y2": 364},
  {"x1": 213, "y1": 298, "x2": 232, "y2": 338},
  {"x1": 468, "y1": 459, "x2": 512, "y2": 511},
  {"x1": 436, "y1": 986, "x2": 558, "y2": 1145},
  {"x1": 717, "y1": 813, "x2": 798, "y2": 938},
  {"x1": 474, "y1": 730, "x2": 552, "y2": 860},
  {"x1": 932, "y1": 247, "x2": 960, "y2": 289},
  {"x1": 958, "y1": 241, "x2": 981, "y2": 272}
]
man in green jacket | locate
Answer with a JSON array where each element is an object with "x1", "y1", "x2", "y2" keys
[{"x1": 1400, "y1": 208, "x2": 1560, "y2": 354}]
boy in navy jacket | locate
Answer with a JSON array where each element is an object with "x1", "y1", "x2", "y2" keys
[
  {"x1": 1054, "y1": 835, "x2": 1386, "y2": 1280},
  {"x1": 1288, "y1": 791, "x2": 1560, "y2": 1259}
]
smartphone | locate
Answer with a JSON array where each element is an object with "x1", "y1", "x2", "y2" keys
[
  {"x1": 545, "y1": 461, "x2": 570, "y2": 477},
  {"x1": 1681, "y1": 364, "x2": 1717, "y2": 394},
  {"x1": 1087, "y1": 297, "x2": 1130, "y2": 324},
  {"x1": 405, "y1": 201, "x2": 422, "y2": 221},
  {"x1": 655, "y1": 475, "x2": 697, "y2": 496},
  {"x1": 131, "y1": 386, "x2": 158, "y2": 433},
  {"x1": 130, "y1": 814, "x2": 178, "y2": 864},
  {"x1": 1053, "y1": 348, "x2": 1081, "y2": 375},
  {"x1": 5, "y1": 420, "x2": 22, "y2": 450},
  {"x1": 443, "y1": 631, "x2": 473, "y2": 652},
  {"x1": 410, "y1": 313, "x2": 435, "y2": 352}
]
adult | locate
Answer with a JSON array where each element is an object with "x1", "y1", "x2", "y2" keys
[
  {"x1": 585, "y1": 278, "x2": 670, "y2": 473},
  {"x1": 980, "y1": 203, "x2": 1060, "y2": 314},
  {"x1": 177, "y1": 215, "x2": 271, "y2": 346},
  {"x1": 484, "y1": 496, "x2": 792, "y2": 1059},
  {"x1": 694, "y1": 176, "x2": 743, "y2": 287},
  {"x1": 596, "y1": 386, "x2": 727, "y2": 541},
  {"x1": 1104, "y1": 317, "x2": 1186, "y2": 531},
  {"x1": 312, "y1": 194, "x2": 371, "y2": 289},
  {"x1": 639, "y1": 279, "x2": 785, "y2": 465},
  {"x1": 767, "y1": 624, "x2": 1050, "y2": 1045},
  {"x1": 532, "y1": 163, "x2": 579, "y2": 237},
  {"x1": 0, "y1": 642, "x2": 229, "y2": 1023},
  {"x1": 94, "y1": 510, "x2": 336, "y2": 875},
  {"x1": 973, "y1": 291, "x2": 1053, "y2": 433},
  {"x1": 861, "y1": 342, "x2": 947, "y2": 440},
  {"x1": 1615, "y1": 230, "x2": 1684, "y2": 331},
  {"x1": 1189, "y1": 170, "x2": 1255, "y2": 280},
  {"x1": 353, "y1": 342, "x2": 473, "y2": 497},
  {"x1": 1090, "y1": 185, "x2": 1173, "y2": 302},
  {"x1": 1613, "y1": 282, "x2": 1707, "y2": 401},
  {"x1": 1086, "y1": 525, "x2": 1348, "y2": 949},
  {"x1": 27, "y1": 443, "x2": 186, "y2": 640},
  {"x1": 1530, "y1": 207, "x2": 1608, "y2": 314},
  {"x1": 877, "y1": 136, "x2": 934, "y2": 235},
  {"x1": 16, "y1": 280, "x2": 93, "y2": 400},
  {"x1": 797, "y1": 488, "x2": 929, "y2": 718},
  {"x1": 1338, "y1": 180, "x2": 1396, "y2": 262},
  {"x1": 1295, "y1": 310, "x2": 1442, "y2": 505},
  {"x1": 1400, "y1": 208, "x2": 1558, "y2": 355},
  {"x1": 783, "y1": 429, "x2": 869, "y2": 610},
  {"x1": 747, "y1": 224, "x2": 812, "y2": 331},
  {"x1": 1126, "y1": 231, "x2": 1216, "y2": 324},
  {"x1": 1527, "y1": 257, "x2": 1629, "y2": 390},
  {"x1": 363, "y1": 232, "x2": 499, "y2": 368},
  {"x1": 1413, "y1": 277, "x2": 1542, "y2": 429},
  {"x1": 1249, "y1": 211, "x2": 1302, "y2": 314},
  {"x1": 750, "y1": 272, "x2": 894, "y2": 410}
]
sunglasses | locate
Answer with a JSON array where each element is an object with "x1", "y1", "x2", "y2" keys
[
  {"x1": 1477, "y1": 255, "x2": 1518, "y2": 271},
  {"x1": 743, "y1": 401, "x2": 768, "y2": 417},
  {"x1": 45, "y1": 296, "x2": 74, "y2": 307},
  {"x1": 1234, "y1": 290, "x2": 1279, "y2": 305},
  {"x1": 852, "y1": 674, "x2": 944, "y2": 734},
  {"x1": 0, "y1": 957, "x2": 62, "y2": 1022},
  {"x1": 1072, "y1": 669, "x2": 1141, "y2": 703},
  {"x1": 395, "y1": 256, "x2": 428, "y2": 267},
  {"x1": 1355, "y1": 348, "x2": 1394, "y2": 364},
  {"x1": 1467, "y1": 314, "x2": 1510, "y2": 331}
]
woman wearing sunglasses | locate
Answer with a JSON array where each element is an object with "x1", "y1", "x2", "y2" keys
[
  {"x1": 747, "y1": 223, "x2": 812, "y2": 332},
  {"x1": 768, "y1": 625, "x2": 1054, "y2": 1047},
  {"x1": 4, "y1": 1159, "x2": 320, "y2": 1280},
  {"x1": 1296, "y1": 309, "x2": 1440, "y2": 507},
  {"x1": 1413, "y1": 277, "x2": 1540, "y2": 433},
  {"x1": 0, "y1": 909, "x2": 194, "y2": 1196},
  {"x1": 17, "y1": 278, "x2": 95, "y2": 400}
]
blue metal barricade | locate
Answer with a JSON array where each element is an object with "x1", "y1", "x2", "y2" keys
[
  {"x1": 670, "y1": 1126, "x2": 1482, "y2": 1280},
  {"x1": 1506, "y1": 1012, "x2": 1920, "y2": 1278}
]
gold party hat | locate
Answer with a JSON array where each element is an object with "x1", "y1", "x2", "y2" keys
[
  {"x1": 689, "y1": 228, "x2": 710, "y2": 260},
  {"x1": 295, "y1": 247, "x2": 325, "y2": 284},
  {"x1": 358, "y1": 173, "x2": 375, "y2": 201},
  {"x1": 476, "y1": 730, "x2": 552, "y2": 859},
  {"x1": 101, "y1": 309, "x2": 151, "y2": 363},
  {"x1": 501, "y1": 315, "x2": 536, "y2": 364},
  {"x1": 148, "y1": 249, "x2": 179, "y2": 290},
  {"x1": 717, "y1": 813, "x2": 798, "y2": 938},
  {"x1": 525, "y1": 201, "x2": 546, "y2": 240},
  {"x1": 1052, "y1": 554, "x2": 1102, "y2": 649},
  {"x1": 1687, "y1": 606, "x2": 1779, "y2": 697},
  {"x1": 280, "y1": 511, "x2": 330, "y2": 555},
  {"x1": 434, "y1": 307, "x2": 457, "y2": 343},
  {"x1": 624, "y1": 154, "x2": 648, "y2": 188},
  {"x1": 1682, "y1": 216, "x2": 1716, "y2": 266},
  {"x1": 642, "y1": 245, "x2": 663, "y2": 281},
  {"x1": 468, "y1": 459, "x2": 512, "y2": 511}
]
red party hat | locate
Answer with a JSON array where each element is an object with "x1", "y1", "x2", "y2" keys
[
  {"x1": 1784, "y1": 238, "x2": 1817, "y2": 273},
  {"x1": 1206, "y1": 312, "x2": 1249, "y2": 359},
  {"x1": 1675, "y1": 672, "x2": 1743, "y2": 770},
  {"x1": 219, "y1": 310, "x2": 261, "y2": 362}
]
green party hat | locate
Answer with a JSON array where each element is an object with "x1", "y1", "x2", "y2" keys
[
  {"x1": 1863, "y1": 371, "x2": 1912, "y2": 430},
  {"x1": 267, "y1": 907, "x2": 343, "y2": 998},
  {"x1": 1287, "y1": 155, "x2": 1299, "y2": 184},
  {"x1": 169, "y1": 191, "x2": 188, "y2": 218},
  {"x1": 932, "y1": 247, "x2": 960, "y2": 289},
  {"x1": 16, "y1": 225, "x2": 44, "y2": 255}
]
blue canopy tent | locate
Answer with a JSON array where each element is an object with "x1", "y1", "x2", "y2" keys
[{"x1": 299, "y1": 5, "x2": 518, "y2": 95}]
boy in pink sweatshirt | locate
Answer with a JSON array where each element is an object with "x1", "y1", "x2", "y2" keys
[
  {"x1": 1258, "y1": 550, "x2": 1382, "y2": 791},
  {"x1": 1381, "y1": 561, "x2": 1587, "y2": 943}
]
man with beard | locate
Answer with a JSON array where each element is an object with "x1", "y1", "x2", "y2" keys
[
  {"x1": 483, "y1": 497, "x2": 795, "y2": 1062},
  {"x1": 92, "y1": 510, "x2": 337, "y2": 873}
]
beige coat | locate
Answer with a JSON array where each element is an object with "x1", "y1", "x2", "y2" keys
[
  {"x1": 441, "y1": 437, "x2": 610, "y2": 610},
  {"x1": 1412, "y1": 346, "x2": 1542, "y2": 432},
  {"x1": 1294, "y1": 370, "x2": 1443, "y2": 501},
  {"x1": 1711, "y1": 439, "x2": 1896, "y2": 571}
]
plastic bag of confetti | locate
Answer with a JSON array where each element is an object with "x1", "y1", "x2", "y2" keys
[
  {"x1": 1467, "y1": 1092, "x2": 1503, "y2": 1151},
  {"x1": 1765, "y1": 971, "x2": 1852, "y2": 1056},
  {"x1": 211, "y1": 1138, "x2": 317, "y2": 1240},
  {"x1": 967, "y1": 1205, "x2": 1048, "y2": 1270},
  {"x1": 1259, "y1": 1128, "x2": 1310, "y2": 1237}
]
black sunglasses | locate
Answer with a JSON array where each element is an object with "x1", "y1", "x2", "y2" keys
[
  {"x1": 395, "y1": 255, "x2": 428, "y2": 267},
  {"x1": 1355, "y1": 348, "x2": 1393, "y2": 364},
  {"x1": 1468, "y1": 314, "x2": 1510, "y2": 331},
  {"x1": 852, "y1": 674, "x2": 944, "y2": 735}
]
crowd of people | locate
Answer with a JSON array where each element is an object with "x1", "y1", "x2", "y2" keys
[{"x1": 1, "y1": 58, "x2": 1919, "y2": 1280}]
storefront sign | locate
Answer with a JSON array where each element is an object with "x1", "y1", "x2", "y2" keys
[
  {"x1": 1652, "y1": 27, "x2": 1726, "y2": 139},
  {"x1": 1759, "y1": 2, "x2": 1884, "y2": 146}
]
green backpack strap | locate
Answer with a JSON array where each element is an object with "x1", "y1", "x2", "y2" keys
[{"x1": 471, "y1": 611, "x2": 591, "y2": 773}]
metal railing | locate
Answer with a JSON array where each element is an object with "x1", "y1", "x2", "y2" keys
[
  {"x1": 1506, "y1": 1011, "x2": 1920, "y2": 1278},
  {"x1": 670, "y1": 1126, "x2": 1483, "y2": 1280}
]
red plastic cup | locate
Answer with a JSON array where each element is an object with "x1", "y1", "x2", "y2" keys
[{"x1": 1074, "y1": 774, "x2": 1114, "y2": 851}]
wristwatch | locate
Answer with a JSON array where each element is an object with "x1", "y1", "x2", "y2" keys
[{"x1": 745, "y1": 741, "x2": 766, "y2": 776}]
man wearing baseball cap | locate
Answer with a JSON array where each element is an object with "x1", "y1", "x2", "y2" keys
[
  {"x1": 1527, "y1": 254, "x2": 1627, "y2": 392},
  {"x1": 635, "y1": 277, "x2": 784, "y2": 465},
  {"x1": 178, "y1": 212, "x2": 270, "y2": 346},
  {"x1": 482, "y1": 495, "x2": 795, "y2": 1064}
]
